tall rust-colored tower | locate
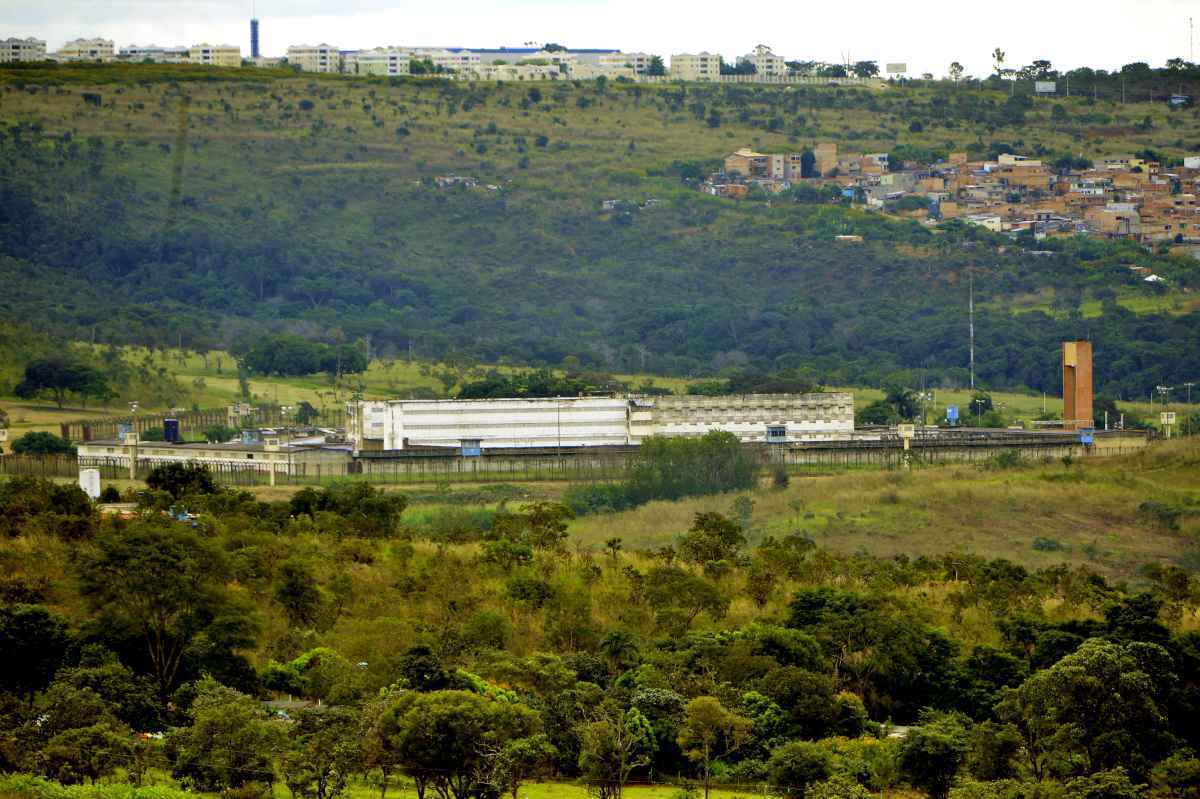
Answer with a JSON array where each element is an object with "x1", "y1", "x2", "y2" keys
[{"x1": 1063, "y1": 340, "x2": 1094, "y2": 430}]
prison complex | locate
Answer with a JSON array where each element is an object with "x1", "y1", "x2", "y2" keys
[{"x1": 349, "y1": 393, "x2": 856, "y2": 453}]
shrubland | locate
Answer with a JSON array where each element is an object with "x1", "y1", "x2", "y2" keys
[{"x1": 0, "y1": 439, "x2": 1199, "y2": 798}]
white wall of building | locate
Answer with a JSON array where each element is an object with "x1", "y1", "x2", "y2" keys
[{"x1": 352, "y1": 392, "x2": 855, "y2": 451}]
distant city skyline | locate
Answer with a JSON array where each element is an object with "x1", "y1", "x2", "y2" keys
[{"x1": 4, "y1": 0, "x2": 1196, "y2": 77}]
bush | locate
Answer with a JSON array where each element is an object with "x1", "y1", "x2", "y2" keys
[
  {"x1": 1032, "y1": 537, "x2": 1064, "y2": 552},
  {"x1": 145, "y1": 463, "x2": 218, "y2": 500},
  {"x1": 767, "y1": 741, "x2": 832, "y2": 799},
  {"x1": 10, "y1": 432, "x2": 76, "y2": 455},
  {"x1": 562, "y1": 482, "x2": 636, "y2": 515}
]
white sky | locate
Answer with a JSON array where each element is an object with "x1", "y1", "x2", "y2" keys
[{"x1": 3, "y1": 0, "x2": 1196, "y2": 77}]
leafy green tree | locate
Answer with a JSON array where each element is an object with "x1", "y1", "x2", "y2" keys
[
  {"x1": 852, "y1": 61, "x2": 880, "y2": 78},
  {"x1": 644, "y1": 566, "x2": 730, "y2": 633},
  {"x1": 9, "y1": 431, "x2": 76, "y2": 455},
  {"x1": 767, "y1": 740, "x2": 832, "y2": 799},
  {"x1": 274, "y1": 558, "x2": 322, "y2": 627},
  {"x1": 168, "y1": 676, "x2": 286, "y2": 792},
  {"x1": 678, "y1": 512, "x2": 746, "y2": 568},
  {"x1": 42, "y1": 723, "x2": 132, "y2": 785},
  {"x1": 677, "y1": 696, "x2": 753, "y2": 799},
  {"x1": 492, "y1": 734, "x2": 556, "y2": 799},
  {"x1": 145, "y1": 462, "x2": 218, "y2": 499},
  {"x1": 1061, "y1": 768, "x2": 1145, "y2": 799},
  {"x1": 996, "y1": 639, "x2": 1168, "y2": 781},
  {"x1": 383, "y1": 690, "x2": 541, "y2": 799},
  {"x1": 0, "y1": 604, "x2": 70, "y2": 703},
  {"x1": 646, "y1": 56, "x2": 666, "y2": 76},
  {"x1": 75, "y1": 521, "x2": 249, "y2": 704},
  {"x1": 805, "y1": 775, "x2": 873, "y2": 799},
  {"x1": 15, "y1": 358, "x2": 109, "y2": 409},
  {"x1": 281, "y1": 707, "x2": 360, "y2": 799},
  {"x1": 900, "y1": 713, "x2": 969, "y2": 799},
  {"x1": 577, "y1": 703, "x2": 657, "y2": 799}
]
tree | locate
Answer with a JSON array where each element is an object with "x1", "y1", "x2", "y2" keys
[
  {"x1": 14, "y1": 358, "x2": 109, "y2": 409},
  {"x1": 145, "y1": 462, "x2": 218, "y2": 500},
  {"x1": 677, "y1": 697, "x2": 753, "y2": 799},
  {"x1": 884, "y1": 384, "x2": 921, "y2": 420},
  {"x1": 767, "y1": 741, "x2": 831, "y2": 799},
  {"x1": 491, "y1": 734, "x2": 556, "y2": 799},
  {"x1": 949, "y1": 61, "x2": 964, "y2": 83},
  {"x1": 646, "y1": 56, "x2": 666, "y2": 76},
  {"x1": 384, "y1": 690, "x2": 540, "y2": 799},
  {"x1": 42, "y1": 723, "x2": 132, "y2": 785},
  {"x1": 10, "y1": 431, "x2": 76, "y2": 455},
  {"x1": 75, "y1": 522, "x2": 248, "y2": 705},
  {"x1": 577, "y1": 703, "x2": 656, "y2": 799},
  {"x1": 169, "y1": 676, "x2": 287, "y2": 792},
  {"x1": 678, "y1": 512, "x2": 746, "y2": 567},
  {"x1": 274, "y1": 558, "x2": 322, "y2": 627},
  {"x1": 992, "y1": 48, "x2": 1006, "y2": 76},
  {"x1": 996, "y1": 639, "x2": 1168, "y2": 781},
  {"x1": 282, "y1": 707, "x2": 360, "y2": 799},
  {"x1": 0, "y1": 604, "x2": 71, "y2": 702},
  {"x1": 899, "y1": 714, "x2": 968, "y2": 799},
  {"x1": 852, "y1": 61, "x2": 879, "y2": 78}
]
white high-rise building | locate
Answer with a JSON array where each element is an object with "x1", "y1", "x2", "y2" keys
[
  {"x1": 119, "y1": 44, "x2": 188, "y2": 63},
  {"x1": 670, "y1": 52, "x2": 721, "y2": 81},
  {"x1": 738, "y1": 44, "x2": 786, "y2": 77},
  {"x1": 347, "y1": 48, "x2": 412, "y2": 76},
  {"x1": 189, "y1": 43, "x2": 241, "y2": 67},
  {"x1": 0, "y1": 37, "x2": 47, "y2": 62},
  {"x1": 287, "y1": 44, "x2": 342, "y2": 73},
  {"x1": 57, "y1": 38, "x2": 115, "y2": 61}
]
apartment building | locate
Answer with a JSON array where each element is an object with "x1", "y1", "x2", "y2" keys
[
  {"x1": 670, "y1": 52, "x2": 721, "y2": 81},
  {"x1": 119, "y1": 44, "x2": 188, "y2": 63},
  {"x1": 348, "y1": 48, "x2": 411, "y2": 76},
  {"x1": 402, "y1": 48, "x2": 481, "y2": 72},
  {"x1": 57, "y1": 38, "x2": 115, "y2": 61},
  {"x1": 598, "y1": 51, "x2": 654, "y2": 74},
  {"x1": 287, "y1": 43, "x2": 342, "y2": 73},
  {"x1": 738, "y1": 44, "x2": 786, "y2": 77},
  {"x1": 0, "y1": 37, "x2": 47, "y2": 62},
  {"x1": 189, "y1": 43, "x2": 241, "y2": 67}
]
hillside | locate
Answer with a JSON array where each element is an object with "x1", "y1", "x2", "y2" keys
[{"x1": 1, "y1": 65, "x2": 1199, "y2": 397}]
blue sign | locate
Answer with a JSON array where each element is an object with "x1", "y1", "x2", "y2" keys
[
  {"x1": 946, "y1": 406, "x2": 959, "y2": 425},
  {"x1": 1080, "y1": 429, "x2": 1094, "y2": 445}
]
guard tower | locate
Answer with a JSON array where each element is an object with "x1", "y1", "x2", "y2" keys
[{"x1": 1062, "y1": 340, "x2": 1093, "y2": 430}]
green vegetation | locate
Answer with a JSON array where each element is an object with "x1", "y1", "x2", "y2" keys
[
  {"x1": 0, "y1": 438, "x2": 1198, "y2": 798},
  {"x1": 0, "y1": 66, "x2": 1198, "y2": 399}
]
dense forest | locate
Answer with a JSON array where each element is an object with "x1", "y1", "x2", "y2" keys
[
  {"x1": 0, "y1": 67, "x2": 1198, "y2": 398},
  {"x1": 4, "y1": 443, "x2": 1200, "y2": 799}
]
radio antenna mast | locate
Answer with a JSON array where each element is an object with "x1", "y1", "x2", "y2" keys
[{"x1": 969, "y1": 270, "x2": 976, "y2": 391}]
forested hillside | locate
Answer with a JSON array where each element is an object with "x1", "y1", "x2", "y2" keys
[{"x1": 1, "y1": 64, "x2": 1199, "y2": 396}]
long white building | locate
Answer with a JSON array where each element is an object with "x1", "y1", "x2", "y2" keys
[{"x1": 349, "y1": 393, "x2": 854, "y2": 452}]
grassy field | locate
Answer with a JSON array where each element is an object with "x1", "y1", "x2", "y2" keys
[{"x1": 568, "y1": 437, "x2": 1200, "y2": 580}]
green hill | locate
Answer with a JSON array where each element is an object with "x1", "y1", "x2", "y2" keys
[{"x1": 1, "y1": 65, "x2": 1198, "y2": 397}]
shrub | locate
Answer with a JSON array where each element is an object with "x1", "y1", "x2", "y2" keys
[
  {"x1": 10, "y1": 432, "x2": 76, "y2": 455},
  {"x1": 562, "y1": 482, "x2": 636, "y2": 516},
  {"x1": 1032, "y1": 537, "x2": 1064, "y2": 552}
]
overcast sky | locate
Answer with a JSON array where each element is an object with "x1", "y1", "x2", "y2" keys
[{"x1": 4, "y1": 0, "x2": 1196, "y2": 77}]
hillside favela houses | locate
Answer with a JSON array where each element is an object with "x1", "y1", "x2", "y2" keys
[
  {"x1": 707, "y1": 141, "x2": 1200, "y2": 255},
  {"x1": 348, "y1": 393, "x2": 856, "y2": 453}
]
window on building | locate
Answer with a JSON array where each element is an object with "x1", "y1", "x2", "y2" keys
[{"x1": 767, "y1": 425, "x2": 788, "y2": 441}]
